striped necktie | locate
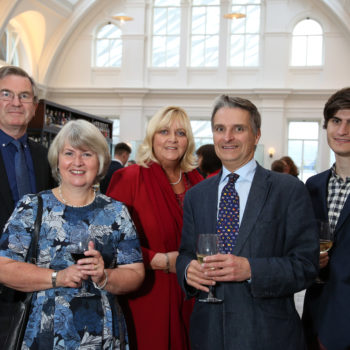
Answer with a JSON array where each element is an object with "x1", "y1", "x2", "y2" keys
[{"x1": 217, "y1": 173, "x2": 240, "y2": 254}]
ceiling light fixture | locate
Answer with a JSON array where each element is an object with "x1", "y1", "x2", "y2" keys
[
  {"x1": 223, "y1": 13, "x2": 246, "y2": 20},
  {"x1": 112, "y1": 13, "x2": 133, "y2": 24}
]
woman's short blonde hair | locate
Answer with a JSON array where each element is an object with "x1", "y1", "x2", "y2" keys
[
  {"x1": 48, "y1": 119, "x2": 111, "y2": 184},
  {"x1": 137, "y1": 106, "x2": 197, "y2": 172}
]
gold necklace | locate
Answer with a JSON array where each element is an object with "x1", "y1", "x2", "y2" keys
[
  {"x1": 169, "y1": 170, "x2": 182, "y2": 185},
  {"x1": 58, "y1": 185, "x2": 96, "y2": 207}
]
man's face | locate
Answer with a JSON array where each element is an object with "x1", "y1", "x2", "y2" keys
[
  {"x1": 0, "y1": 75, "x2": 37, "y2": 137},
  {"x1": 327, "y1": 109, "x2": 350, "y2": 158},
  {"x1": 212, "y1": 107, "x2": 260, "y2": 172}
]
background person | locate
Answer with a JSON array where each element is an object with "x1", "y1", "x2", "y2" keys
[
  {"x1": 0, "y1": 119, "x2": 144, "y2": 349},
  {"x1": 107, "y1": 106, "x2": 203, "y2": 350},
  {"x1": 195, "y1": 143, "x2": 222, "y2": 178},
  {"x1": 271, "y1": 159, "x2": 288, "y2": 173},
  {"x1": 99, "y1": 142, "x2": 131, "y2": 194},
  {"x1": 281, "y1": 155, "x2": 299, "y2": 177},
  {"x1": 302, "y1": 87, "x2": 350, "y2": 350},
  {"x1": 176, "y1": 95, "x2": 319, "y2": 350},
  {"x1": 0, "y1": 65, "x2": 54, "y2": 235}
]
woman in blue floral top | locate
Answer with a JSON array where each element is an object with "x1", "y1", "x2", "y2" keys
[{"x1": 0, "y1": 119, "x2": 144, "y2": 350}]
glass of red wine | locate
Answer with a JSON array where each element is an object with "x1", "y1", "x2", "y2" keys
[{"x1": 68, "y1": 225, "x2": 93, "y2": 296}]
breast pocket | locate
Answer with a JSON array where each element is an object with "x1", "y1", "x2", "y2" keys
[{"x1": 248, "y1": 218, "x2": 285, "y2": 257}]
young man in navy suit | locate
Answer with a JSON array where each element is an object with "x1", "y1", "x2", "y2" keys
[
  {"x1": 176, "y1": 95, "x2": 319, "y2": 350},
  {"x1": 0, "y1": 66, "x2": 53, "y2": 234},
  {"x1": 302, "y1": 87, "x2": 350, "y2": 350}
]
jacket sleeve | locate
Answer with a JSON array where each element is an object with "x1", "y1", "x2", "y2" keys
[{"x1": 176, "y1": 190, "x2": 199, "y2": 298}]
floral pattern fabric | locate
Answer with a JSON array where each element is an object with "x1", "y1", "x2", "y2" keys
[{"x1": 0, "y1": 191, "x2": 143, "y2": 350}]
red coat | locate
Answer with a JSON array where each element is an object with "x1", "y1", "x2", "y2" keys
[{"x1": 107, "y1": 163, "x2": 202, "y2": 350}]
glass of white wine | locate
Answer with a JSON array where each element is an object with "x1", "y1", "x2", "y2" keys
[
  {"x1": 197, "y1": 234, "x2": 223, "y2": 303},
  {"x1": 316, "y1": 220, "x2": 333, "y2": 284}
]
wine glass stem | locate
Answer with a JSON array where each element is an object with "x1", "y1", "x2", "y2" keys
[{"x1": 208, "y1": 286, "x2": 215, "y2": 298}]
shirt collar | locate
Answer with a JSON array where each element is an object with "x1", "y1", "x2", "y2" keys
[
  {"x1": 220, "y1": 158, "x2": 257, "y2": 184},
  {"x1": 330, "y1": 163, "x2": 350, "y2": 183},
  {"x1": 0, "y1": 129, "x2": 28, "y2": 147},
  {"x1": 113, "y1": 158, "x2": 124, "y2": 166}
]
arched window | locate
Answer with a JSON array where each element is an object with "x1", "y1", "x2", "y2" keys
[
  {"x1": 229, "y1": 0, "x2": 261, "y2": 67},
  {"x1": 0, "y1": 27, "x2": 19, "y2": 65},
  {"x1": 94, "y1": 23, "x2": 122, "y2": 67},
  {"x1": 152, "y1": 0, "x2": 181, "y2": 67},
  {"x1": 291, "y1": 19, "x2": 323, "y2": 66}
]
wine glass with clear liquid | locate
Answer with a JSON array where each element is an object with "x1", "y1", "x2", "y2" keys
[
  {"x1": 316, "y1": 221, "x2": 334, "y2": 284},
  {"x1": 68, "y1": 225, "x2": 94, "y2": 296},
  {"x1": 197, "y1": 234, "x2": 223, "y2": 303}
]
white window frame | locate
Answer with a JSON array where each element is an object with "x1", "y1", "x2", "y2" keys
[
  {"x1": 190, "y1": 0, "x2": 220, "y2": 67},
  {"x1": 287, "y1": 120, "x2": 320, "y2": 182},
  {"x1": 228, "y1": 0, "x2": 261, "y2": 67},
  {"x1": 0, "y1": 26, "x2": 20, "y2": 65},
  {"x1": 290, "y1": 18, "x2": 323, "y2": 67},
  {"x1": 191, "y1": 120, "x2": 213, "y2": 149},
  {"x1": 94, "y1": 23, "x2": 122, "y2": 68},
  {"x1": 151, "y1": 0, "x2": 181, "y2": 67}
]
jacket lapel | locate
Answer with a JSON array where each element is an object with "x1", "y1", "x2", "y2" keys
[
  {"x1": 0, "y1": 151, "x2": 14, "y2": 214},
  {"x1": 207, "y1": 173, "x2": 221, "y2": 234},
  {"x1": 335, "y1": 187, "x2": 350, "y2": 237},
  {"x1": 316, "y1": 171, "x2": 330, "y2": 220},
  {"x1": 234, "y1": 165, "x2": 271, "y2": 255}
]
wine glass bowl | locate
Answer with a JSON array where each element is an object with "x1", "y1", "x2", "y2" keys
[
  {"x1": 68, "y1": 225, "x2": 93, "y2": 295},
  {"x1": 196, "y1": 234, "x2": 223, "y2": 303},
  {"x1": 316, "y1": 220, "x2": 333, "y2": 284},
  {"x1": 319, "y1": 221, "x2": 333, "y2": 253},
  {"x1": 69, "y1": 232, "x2": 90, "y2": 263}
]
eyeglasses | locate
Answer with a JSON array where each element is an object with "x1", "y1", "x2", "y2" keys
[{"x1": 0, "y1": 90, "x2": 34, "y2": 103}]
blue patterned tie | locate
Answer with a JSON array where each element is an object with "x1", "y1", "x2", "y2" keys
[
  {"x1": 12, "y1": 140, "x2": 31, "y2": 199},
  {"x1": 217, "y1": 173, "x2": 240, "y2": 254}
]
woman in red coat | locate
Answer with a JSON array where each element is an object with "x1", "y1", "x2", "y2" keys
[{"x1": 107, "y1": 106, "x2": 202, "y2": 350}]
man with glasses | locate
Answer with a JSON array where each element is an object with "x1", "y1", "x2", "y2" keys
[{"x1": 0, "y1": 65, "x2": 54, "y2": 234}]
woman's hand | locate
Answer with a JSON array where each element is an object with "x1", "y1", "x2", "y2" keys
[
  {"x1": 150, "y1": 251, "x2": 178, "y2": 273},
  {"x1": 56, "y1": 264, "x2": 87, "y2": 288},
  {"x1": 77, "y1": 241, "x2": 106, "y2": 286}
]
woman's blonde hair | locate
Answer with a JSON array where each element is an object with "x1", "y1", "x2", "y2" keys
[
  {"x1": 48, "y1": 119, "x2": 111, "y2": 184},
  {"x1": 137, "y1": 106, "x2": 197, "y2": 172}
]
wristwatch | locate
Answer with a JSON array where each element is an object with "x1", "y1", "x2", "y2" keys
[{"x1": 51, "y1": 271, "x2": 58, "y2": 288}]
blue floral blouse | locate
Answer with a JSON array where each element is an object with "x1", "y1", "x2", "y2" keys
[{"x1": 0, "y1": 191, "x2": 143, "y2": 350}]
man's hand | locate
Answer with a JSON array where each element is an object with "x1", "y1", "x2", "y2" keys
[
  {"x1": 202, "y1": 254, "x2": 251, "y2": 282},
  {"x1": 319, "y1": 252, "x2": 329, "y2": 269},
  {"x1": 186, "y1": 259, "x2": 216, "y2": 293}
]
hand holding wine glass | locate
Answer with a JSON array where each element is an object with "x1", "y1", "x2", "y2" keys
[
  {"x1": 319, "y1": 221, "x2": 333, "y2": 253},
  {"x1": 68, "y1": 225, "x2": 94, "y2": 295},
  {"x1": 316, "y1": 220, "x2": 333, "y2": 284},
  {"x1": 197, "y1": 234, "x2": 223, "y2": 303}
]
